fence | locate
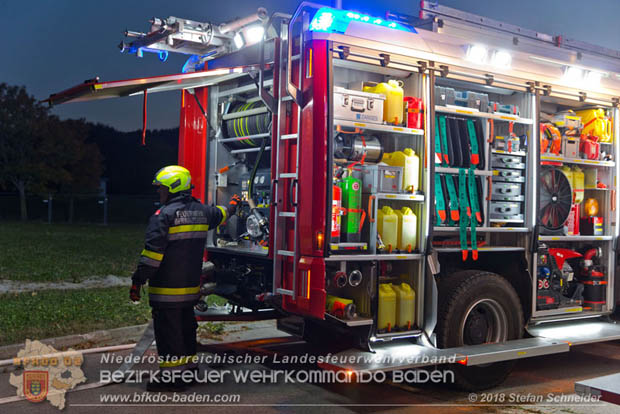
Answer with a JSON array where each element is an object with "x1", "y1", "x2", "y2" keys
[{"x1": 0, "y1": 193, "x2": 160, "y2": 224}]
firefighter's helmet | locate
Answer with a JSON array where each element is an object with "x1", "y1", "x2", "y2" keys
[{"x1": 153, "y1": 165, "x2": 192, "y2": 193}]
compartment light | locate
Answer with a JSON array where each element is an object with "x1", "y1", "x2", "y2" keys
[
  {"x1": 245, "y1": 25, "x2": 265, "y2": 43},
  {"x1": 465, "y1": 44, "x2": 488, "y2": 65},
  {"x1": 233, "y1": 32, "x2": 244, "y2": 49},
  {"x1": 309, "y1": 7, "x2": 413, "y2": 34},
  {"x1": 584, "y1": 70, "x2": 603, "y2": 89},
  {"x1": 491, "y1": 50, "x2": 512, "y2": 69},
  {"x1": 563, "y1": 66, "x2": 584, "y2": 84}
]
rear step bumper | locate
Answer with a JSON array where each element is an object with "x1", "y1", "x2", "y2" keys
[
  {"x1": 319, "y1": 319, "x2": 620, "y2": 373},
  {"x1": 527, "y1": 318, "x2": 620, "y2": 346},
  {"x1": 318, "y1": 337, "x2": 568, "y2": 372}
]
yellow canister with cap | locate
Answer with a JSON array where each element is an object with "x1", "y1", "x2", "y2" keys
[
  {"x1": 394, "y1": 207, "x2": 417, "y2": 252},
  {"x1": 393, "y1": 282, "x2": 415, "y2": 329},
  {"x1": 377, "y1": 206, "x2": 399, "y2": 251},
  {"x1": 363, "y1": 80, "x2": 404, "y2": 125},
  {"x1": 382, "y1": 148, "x2": 420, "y2": 192},
  {"x1": 378, "y1": 283, "x2": 396, "y2": 331}
]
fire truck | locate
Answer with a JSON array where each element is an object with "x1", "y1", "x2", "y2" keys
[{"x1": 47, "y1": 1, "x2": 620, "y2": 390}]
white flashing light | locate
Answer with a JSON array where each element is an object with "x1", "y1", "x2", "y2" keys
[
  {"x1": 584, "y1": 70, "x2": 603, "y2": 89},
  {"x1": 466, "y1": 44, "x2": 488, "y2": 65},
  {"x1": 233, "y1": 32, "x2": 244, "y2": 49},
  {"x1": 563, "y1": 66, "x2": 584, "y2": 84},
  {"x1": 491, "y1": 50, "x2": 512, "y2": 69},
  {"x1": 245, "y1": 25, "x2": 265, "y2": 43}
]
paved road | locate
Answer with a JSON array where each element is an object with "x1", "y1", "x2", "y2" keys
[{"x1": 1, "y1": 322, "x2": 619, "y2": 414}]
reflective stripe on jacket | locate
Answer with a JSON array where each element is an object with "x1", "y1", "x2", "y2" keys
[{"x1": 132, "y1": 193, "x2": 226, "y2": 308}]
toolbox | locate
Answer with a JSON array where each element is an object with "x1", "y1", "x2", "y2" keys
[
  {"x1": 490, "y1": 201, "x2": 524, "y2": 221},
  {"x1": 489, "y1": 101, "x2": 519, "y2": 116},
  {"x1": 493, "y1": 168, "x2": 526, "y2": 183},
  {"x1": 493, "y1": 135, "x2": 521, "y2": 152},
  {"x1": 562, "y1": 136, "x2": 580, "y2": 159},
  {"x1": 491, "y1": 182, "x2": 524, "y2": 202},
  {"x1": 362, "y1": 164, "x2": 403, "y2": 193},
  {"x1": 334, "y1": 87, "x2": 385, "y2": 124},
  {"x1": 435, "y1": 86, "x2": 455, "y2": 106},
  {"x1": 491, "y1": 154, "x2": 526, "y2": 170},
  {"x1": 551, "y1": 111, "x2": 582, "y2": 130},
  {"x1": 454, "y1": 90, "x2": 489, "y2": 112}
]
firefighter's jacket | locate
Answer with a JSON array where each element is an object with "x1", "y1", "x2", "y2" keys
[{"x1": 132, "y1": 193, "x2": 226, "y2": 308}]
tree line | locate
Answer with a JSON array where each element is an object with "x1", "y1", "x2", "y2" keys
[{"x1": 0, "y1": 83, "x2": 178, "y2": 220}]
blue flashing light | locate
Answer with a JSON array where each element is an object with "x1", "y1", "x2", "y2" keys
[{"x1": 309, "y1": 7, "x2": 414, "y2": 34}]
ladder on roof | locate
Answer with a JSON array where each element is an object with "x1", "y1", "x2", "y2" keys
[{"x1": 271, "y1": 11, "x2": 307, "y2": 299}]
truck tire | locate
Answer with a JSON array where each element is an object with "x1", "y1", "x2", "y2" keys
[{"x1": 436, "y1": 270, "x2": 524, "y2": 391}]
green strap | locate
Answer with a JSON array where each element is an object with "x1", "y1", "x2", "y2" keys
[
  {"x1": 467, "y1": 168, "x2": 482, "y2": 226},
  {"x1": 467, "y1": 168, "x2": 479, "y2": 260},
  {"x1": 434, "y1": 116, "x2": 443, "y2": 165},
  {"x1": 445, "y1": 174, "x2": 459, "y2": 223},
  {"x1": 466, "y1": 119, "x2": 480, "y2": 166},
  {"x1": 435, "y1": 174, "x2": 446, "y2": 225},
  {"x1": 438, "y1": 116, "x2": 449, "y2": 166},
  {"x1": 458, "y1": 168, "x2": 470, "y2": 261}
]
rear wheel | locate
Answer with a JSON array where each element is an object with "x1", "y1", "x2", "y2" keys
[{"x1": 437, "y1": 270, "x2": 524, "y2": 391}]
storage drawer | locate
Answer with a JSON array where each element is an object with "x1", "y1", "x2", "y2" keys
[
  {"x1": 493, "y1": 168, "x2": 525, "y2": 183},
  {"x1": 491, "y1": 154, "x2": 526, "y2": 170},
  {"x1": 491, "y1": 182, "x2": 524, "y2": 202},
  {"x1": 362, "y1": 164, "x2": 402, "y2": 193},
  {"x1": 490, "y1": 201, "x2": 524, "y2": 221}
]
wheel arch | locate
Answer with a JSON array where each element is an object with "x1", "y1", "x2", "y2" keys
[{"x1": 436, "y1": 251, "x2": 532, "y2": 323}]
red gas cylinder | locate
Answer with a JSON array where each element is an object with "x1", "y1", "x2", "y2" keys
[
  {"x1": 404, "y1": 97, "x2": 424, "y2": 129},
  {"x1": 331, "y1": 184, "x2": 343, "y2": 243}
]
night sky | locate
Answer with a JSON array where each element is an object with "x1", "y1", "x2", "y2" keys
[{"x1": 2, "y1": 0, "x2": 619, "y2": 131}]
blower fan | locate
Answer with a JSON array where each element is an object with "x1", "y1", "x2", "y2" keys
[{"x1": 539, "y1": 168, "x2": 572, "y2": 234}]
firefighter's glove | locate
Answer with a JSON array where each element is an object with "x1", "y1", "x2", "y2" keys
[
  {"x1": 228, "y1": 194, "x2": 241, "y2": 216},
  {"x1": 129, "y1": 284, "x2": 141, "y2": 303}
]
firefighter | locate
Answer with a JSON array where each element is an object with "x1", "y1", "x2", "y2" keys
[{"x1": 129, "y1": 165, "x2": 240, "y2": 392}]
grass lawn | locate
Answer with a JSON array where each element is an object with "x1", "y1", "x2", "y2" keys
[
  {"x1": 0, "y1": 221, "x2": 229, "y2": 346},
  {"x1": 0, "y1": 221, "x2": 145, "y2": 282},
  {"x1": 0, "y1": 287, "x2": 152, "y2": 346}
]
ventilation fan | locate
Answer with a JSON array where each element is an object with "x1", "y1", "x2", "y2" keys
[{"x1": 539, "y1": 168, "x2": 572, "y2": 234}]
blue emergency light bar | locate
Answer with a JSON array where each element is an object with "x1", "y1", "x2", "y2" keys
[{"x1": 309, "y1": 7, "x2": 414, "y2": 34}]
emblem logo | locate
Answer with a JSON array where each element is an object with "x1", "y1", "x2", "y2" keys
[{"x1": 23, "y1": 371, "x2": 48, "y2": 403}]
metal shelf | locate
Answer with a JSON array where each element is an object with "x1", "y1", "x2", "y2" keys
[
  {"x1": 435, "y1": 105, "x2": 534, "y2": 125},
  {"x1": 434, "y1": 226, "x2": 529, "y2": 233},
  {"x1": 325, "y1": 253, "x2": 423, "y2": 261},
  {"x1": 489, "y1": 218, "x2": 525, "y2": 224},
  {"x1": 491, "y1": 149, "x2": 527, "y2": 157},
  {"x1": 334, "y1": 119, "x2": 424, "y2": 135},
  {"x1": 538, "y1": 235, "x2": 613, "y2": 242},
  {"x1": 374, "y1": 193, "x2": 425, "y2": 201},
  {"x1": 540, "y1": 155, "x2": 615, "y2": 167},
  {"x1": 433, "y1": 246, "x2": 525, "y2": 252},
  {"x1": 435, "y1": 167, "x2": 493, "y2": 176},
  {"x1": 325, "y1": 313, "x2": 374, "y2": 327}
]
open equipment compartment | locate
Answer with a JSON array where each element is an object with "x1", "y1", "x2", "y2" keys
[
  {"x1": 532, "y1": 94, "x2": 618, "y2": 319},
  {"x1": 432, "y1": 73, "x2": 536, "y2": 256},
  {"x1": 323, "y1": 43, "x2": 431, "y2": 341}
]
